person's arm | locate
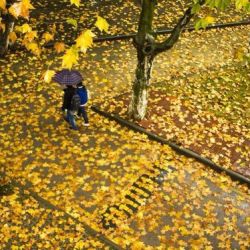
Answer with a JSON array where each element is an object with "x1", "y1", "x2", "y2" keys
[{"x1": 87, "y1": 89, "x2": 90, "y2": 100}]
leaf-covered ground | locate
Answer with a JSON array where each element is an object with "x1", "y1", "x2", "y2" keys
[
  {"x1": 0, "y1": 186, "x2": 109, "y2": 249},
  {"x1": 1, "y1": 1, "x2": 250, "y2": 249},
  {"x1": 15, "y1": 0, "x2": 250, "y2": 44},
  {"x1": 102, "y1": 64, "x2": 250, "y2": 178}
]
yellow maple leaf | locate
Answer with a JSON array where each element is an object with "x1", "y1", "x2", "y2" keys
[
  {"x1": 16, "y1": 23, "x2": 32, "y2": 33},
  {"x1": 21, "y1": 0, "x2": 34, "y2": 9},
  {"x1": 70, "y1": 0, "x2": 80, "y2": 7},
  {"x1": 54, "y1": 42, "x2": 65, "y2": 53},
  {"x1": 8, "y1": 32, "x2": 17, "y2": 43},
  {"x1": 95, "y1": 16, "x2": 109, "y2": 33},
  {"x1": 8, "y1": 2, "x2": 22, "y2": 18},
  {"x1": 61, "y1": 46, "x2": 79, "y2": 69},
  {"x1": 74, "y1": 240, "x2": 85, "y2": 249},
  {"x1": 26, "y1": 42, "x2": 41, "y2": 56},
  {"x1": 137, "y1": 211, "x2": 144, "y2": 219},
  {"x1": 20, "y1": 0, "x2": 34, "y2": 19},
  {"x1": 44, "y1": 70, "x2": 55, "y2": 83},
  {"x1": 0, "y1": 0, "x2": 6, "y2": 10},
  {"x1": 204, "y1": 16, "x2": 215, "y2": 24},
  {"x1": 42, "y1": 32, "x2": 54, "y2": 43},
  {"x1": 23, "y1": 30, "x2": 37, "y2": 42},
  {"x1": 220, "y1": 176, "x2": 228, "y2": 183},
  {"x1": 131, "y1": 241, "x2": 145, "y2": 250},
  {"x1": 75, "y1": 29, "x2": 95, "y2": 53},
  {"x1": 11, "y1": 246, "x2": 19, "y2": 250}
]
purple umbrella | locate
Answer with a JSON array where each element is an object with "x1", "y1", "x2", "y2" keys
[{"x1": 53, "y1": 69, "x2": 83, "y2": 85}]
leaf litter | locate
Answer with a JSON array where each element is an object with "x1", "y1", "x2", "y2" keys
[{"x1": 1, "y1": 0, "x2": 250, "y2": 248}]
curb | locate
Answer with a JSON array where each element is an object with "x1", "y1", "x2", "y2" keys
[
  {"x1": 91, "y1": 105, "x2": 250, "y2": 188},
  {"x1": 12, "y1": 180, "x2": 123, "y2": 250},
  {"x1": 8, "y1": 20, "x2": 250, "y2": 52},
  {"x1": 92, "y1": 20, "x2": 250, "y2": 43}
]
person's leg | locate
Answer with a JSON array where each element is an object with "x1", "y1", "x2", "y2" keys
[
  {"x1": 80, "y1": 106, "x2": 89, "y2": 124},
  {"x1": 67, "y1": 110, "x2": 78, "y2": 129},
  {"x1": 62, "y1": 89, "x2": 66, "y2": 112}
]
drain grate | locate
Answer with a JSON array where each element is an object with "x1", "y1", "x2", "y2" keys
[{"x1": 101, "y1": 165, "x2": 176, "y2": 229}]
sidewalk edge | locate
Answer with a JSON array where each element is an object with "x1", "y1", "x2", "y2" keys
[
  {"x1": 12, "y1": 180, "x2": 123, "y2": 250},
  {"x1": 91, "y1": 105, "x2": 250, "y2": 188}
]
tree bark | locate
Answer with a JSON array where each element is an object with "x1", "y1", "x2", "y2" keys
[
  {"x1": 0, "y1": 13, "x2": 15, "y2": 56},
  {"x1": 128, "y1": 0, "x2": 156, "y2": 120},
  {"x1": 129, "y1": 0, "x2": 206, "y2": 120},
  {"x1": 129, "y1": 48, "x2": 155, "y2": 120},
  {"x1": 0, "y1": 1, "x2": 16, "y2": 56}
]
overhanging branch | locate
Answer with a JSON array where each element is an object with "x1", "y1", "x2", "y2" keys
[{"x1": 155, "y1": 0, "x2": 205, "y2": 54}]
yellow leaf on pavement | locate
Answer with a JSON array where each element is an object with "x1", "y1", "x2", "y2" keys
[
  {"x1": 54, "y1": 42, "x2": 65, "y2": 53},
  {"x1": 11, "y1": 246, "x2": 19, "y2": 250},
  {"x1": 70, "y1": 0, "x2": 80, "y2": 7},
  {"x1": 8, "y1": 32, "x2": 17, "y2": 43},
  {"x1": 95, "y1": 16, "x2": 109, "y2": 33},
  {"x1": 26, "y1": 42, "x2": 41, "y2": 56},
  {"x1": 16, "y1": 23, "x2": 32, "y2": 33},
  {"x1": 44, "y1": 70, "x2": 55, "y2": 83},
  {"x1": 23, "y1": 30, "x2": 38, "y2": 42},
  {"x1": 42, "y1": 32, "x2": 54, "y2": 43},
  {"x1": 220, "y1": 176, "x2": 228, "y2": 183}
]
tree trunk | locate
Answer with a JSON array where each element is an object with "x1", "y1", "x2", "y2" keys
[
  {"x1": 129, "y1": 48, "x2": 154, "y2": 120},
  {"x1": 128, "y1": 0, "x2": 156, "y2": 120},
  {"x1": 127, "y1": 0, "x2": 205, "y2": 120},
  {"x1": 0, "y1": 13, "x2": 15, "y2": 56}
]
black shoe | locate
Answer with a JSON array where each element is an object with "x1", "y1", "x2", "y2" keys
[{"x1": 69, "y1": 126, "x2": 78, "y2": 130}]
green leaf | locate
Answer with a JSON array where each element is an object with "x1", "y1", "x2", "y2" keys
[
  {"x1": 195, "y1": 16, "x2": 215, "y2": 30},
  {"x1": 205, "y1": 0, "x2": 216, "y2": 8},
  {"x1": 195, "y1": 19, "x2": 203, "y2": 30},
  {"x1": 191, "y1": 3, "x2": 201, "y2": 14},
  {"x1": 66, "y1": 18, "x2": 78, "y2": 29},
  {"x1": 235, "y1": 0, "x2": 249, "y2": 10},
  {"x1": 218, "y1": 0, "x2": 231, "y2": 10},
  {"x1": 245, "y1": 2, "x2": 250, "y2": 11},
  {"x1": 205, "y1": 0, "x2": 231, "y2": 10}
]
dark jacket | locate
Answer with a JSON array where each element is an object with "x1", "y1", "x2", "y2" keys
[{"x1": 62, "y1": 86, "x2": 76, "y2": 110}]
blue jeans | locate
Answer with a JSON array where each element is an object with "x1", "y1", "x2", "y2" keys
[
  {"x1": 78, "y1": 106, "x2": 89, "y2": 124},
  {"x1": 66, "y1": 110, "x2": 77, "y2": 129}
]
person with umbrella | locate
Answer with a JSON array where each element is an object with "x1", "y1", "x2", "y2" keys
[{"x1": 53, "y1": 69, "x2": 82, "y2": 130}]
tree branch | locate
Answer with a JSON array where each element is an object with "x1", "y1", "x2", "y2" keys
[
  {"x1": 155, "y1": 0, "x2": 205, "y2": 54},
  {"x1": 134, "y1": 0, "x2": 157, "y2": 47}
]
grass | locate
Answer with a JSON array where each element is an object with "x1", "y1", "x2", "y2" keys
[{"x1": 156, "y1": 63, "x2": 250, "y2": 127}]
